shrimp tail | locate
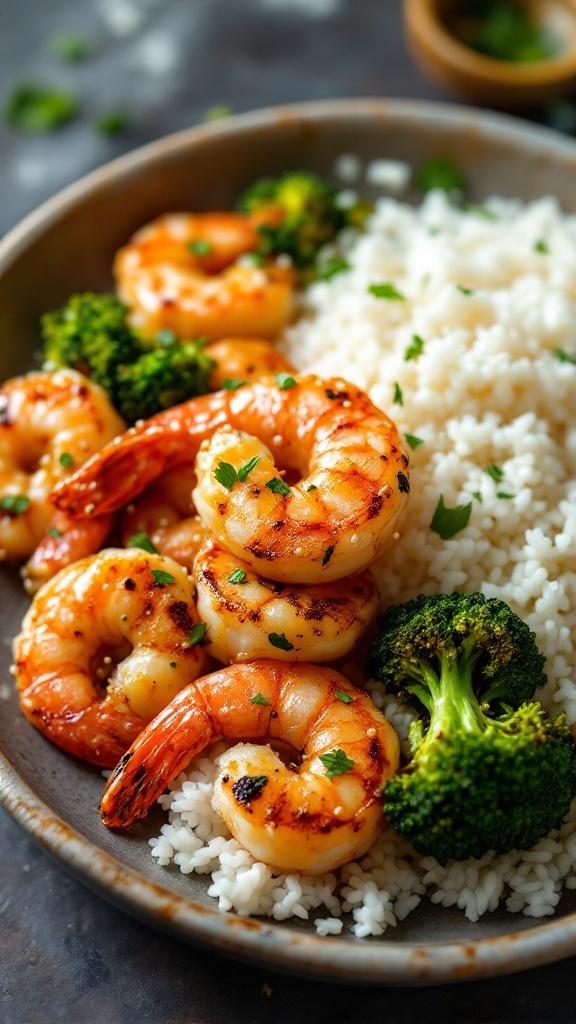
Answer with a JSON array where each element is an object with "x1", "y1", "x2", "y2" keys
[{"x1": 23, "y1": 510, "x2": 114, "y2": 592}]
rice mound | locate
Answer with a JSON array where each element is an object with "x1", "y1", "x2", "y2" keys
[{"x1": 150, "y1": 190, "x2": 576, "y2": 936}]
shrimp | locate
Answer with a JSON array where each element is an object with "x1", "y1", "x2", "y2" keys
[
  {"x1": 22, "y1": 509, "x2": 115, "y2": 594},
  {"x1": 0, "y1": 369, "x2": 125, "y2": 562},
  {"x1": 51, "y1": 376, "x2": 410, "y2": 584},
  {"x1": 120, "y1": 467, "x2": 209, "y2": 569},
  {"x1": 100, "y1": 660, "x2": 400, "y2": 874},
  {"x1": 194, "y1": 538, "x2": 379, "y2": 664},
  {"x1": 114, "y1": 212, "x2": 295, "y2": 341},
  {"x1": 13, "y1": 548, "x2": 208, "y2": 767},
  {"x1": 205, "y1": 337, "x2": 295, "y2": 391}
]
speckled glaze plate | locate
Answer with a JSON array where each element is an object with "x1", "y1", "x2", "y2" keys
[{"x1": 1, "y1": 99, "x2": 575, "y2": 984}]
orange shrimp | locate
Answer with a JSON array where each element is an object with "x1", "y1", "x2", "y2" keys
[
  {"x1": 205, "y1": 337, "x2": 295, "y2": 390},
  {"x1": 100, "y1": 660, "x2": 400, "y2": 874},
  {"x1": 50, "y1": 376, "x2": 410, "y2": 584}
]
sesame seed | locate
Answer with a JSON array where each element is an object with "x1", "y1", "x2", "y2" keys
[
  {"x1": 103, "y1": 656, "x2": 113, "y2": 665},
  {"x1": 350, "y1": 533, "x2": 359, "y2": 545},
  {"x1": 379, "y1": 484, "x2": 391, "y2": 497},
  {"x1": 334, "y1": 805, "x2": 343, "y2": 816},
  {"x1": 83, "y1": 503, "x2": 95, "y2": 514},
  {"x1": 294, "y1": 547, "x2": 303, "y2": 556},
  {"x1": 135, "y1": 419, "x2": 145, "y2": 428},
  {"x1": 366, "y1": 727, "x2": 377, "y2": 738},
  {"x1": 393, "y1": 531, "x2": 400, "y2": 541},
  {"x1": 39, "y1": 453, "x2": 51, "y2": 467},
  {"x1": 273, "y1": 434, "x2": 284, "y2": 446},
  {"x1": 169, "y1": 420, "x2": 180, "y2": 431},
  {"x1": 9, "y1": 665, "x2": 17, "y2": 676},
  {"x1": 342, "y1": 400, "x2": 352, "y2": 408}
]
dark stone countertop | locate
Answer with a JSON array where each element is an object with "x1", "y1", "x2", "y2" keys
[{"x1": 0, "y1": 2, "x2": 574, "y2": 1020}]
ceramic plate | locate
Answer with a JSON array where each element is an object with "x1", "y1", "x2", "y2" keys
[{"x1": 1, "y1": 99, "x2": 575, "y2": 983}]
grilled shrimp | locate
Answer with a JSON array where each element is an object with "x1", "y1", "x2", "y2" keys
[
  {"x1": 100, "y1": 660, "x2": 400, "y2": 873},
  {"x1": 206, "y1": 337, "x2": 295, "y2": 391},
  {"x1": 194, "y1": 538, "x2": 379, "y2": 664},
  {"x1": 13, "y1": 549, "x2": 208, "y2": 767},
  {"x1": 0, "y1": 370, "x2": 124, "y2": 562},
  {"x1": 114, "y1": 212, "x2": 295, "y2": 341},
  {"x1": 51, "y1": 376, "x2": 410, "y2": 583},
  {"x1": 120, "y1": 467, "x2": 209, "y2": 569}
]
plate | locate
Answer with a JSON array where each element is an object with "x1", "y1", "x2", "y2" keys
[{"x1": 1, "y1": 98, "x2": 575, "y2": 983}]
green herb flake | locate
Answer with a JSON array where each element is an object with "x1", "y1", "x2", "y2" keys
[
  {"x1": 227, "y1": 568, "x2": 247, "y2": 584},
  {"x1": 497, "y1": 492, "x2": 516, "y2": 499},
  {"x1": 188, "y1": 239, "x2": 212, "y2": 256},
  {"x1": 94, "y1": 110, "x2": 128, "y2": 135},
  {"x1": 397, "y1": 471, "x2": 410, "y2": 494},
  {"x1": 334, "y1": 690, "x2": 354, "y2": 704},
  {"x1": 322, "y1": 544, "x2": 335, "y2": 566},
  {"x1": 306, "y1": 484, "x2": 317, "y2": 492},
  {"x1": 404, "y1": 433, "x2": 424, "y2": 450},
  {"x1": 237, "y1": 456, "x2": 260, "y2": 483},
  {"x1": 268, "y1": 632, "x2": 294, "y2": 652},
  {"x1": 170, "y1": 661, "x2": 177, "y2": 669},
  {"x1": 127, "y1": 531, "x2": 158, "y2": 554},
  {"x1": 534, "y1": 239, "x2": 549, "y2": 254},
  {"x1": 415, "y1": 157, "x2": 464, "y2": 195},
  {"x1": 319, "y1": 748, "x2": 355, "y2": 779},
  {"x1": 485, "y1": 464, "x2": 505, "y2": 484},
  {"x1": 275, "y1": 372, "x2": 297, "y2": 390},
  {"x1": 203, "y1": 105, "x2": 232, "y2": 122},
  {"x1": 49, "y1": 33, "x2": 93, "y2": 62},
  {"x1": 265, "y1": 477, "x2": 290, "y2": 497},
  {"x1": 404, "y1": 334, "x2": 424, "y2": 361},
  {"x1": 214, "y1": 461, "x2": 239, "y2": 490},
  {"x1": 393, "y1": 382, "x2": 403, "y2": 406},
  {"x1": 430, "y1": 494, "x2": 472, "y2": 540},
  {"x1": 250, "y1": 692, "x2": 272, "y2": 706},
  {"x1": 220, "y1": 378, "x2": 247, "y2": 390},
  {"x1": 554, "y1": 348, "x2": 576, "y2": 365},
  {"x1": 186, "y1": 622, "x2": 208, "y2": 647},
  {"x1": 457, "y1": 285, "x2": 475, "y2": 296},
  {"x1": 0, "y1": 494, "x2": 30, "y2": 516},
  {"x1": 5, "y1": 83, "x2": 79, "y2": 133},
  {"x1": 48, "y1": 526, "x2": 63, "y2": 539},
  {"x1": 121, "y1": 614, "x2": 127, "y2": 622},
  {"x1": 368, "y1": 282, "x2": 405, "y2": 301},
  {"x1": 472, "y1": 491, "x2": 483, "y2": 503},
  {"x1": 239, "y1": 251, "x2": 266, "y2": 268},
  {"x1": 58, "y1": 452, "x2": 74, "y2": 468},
  {"x1": 318, "y1": 256, "x2": 351, "y2": 280},
  {"x1": 151, "y1": 568, "x2": 176, "y2": 587}
]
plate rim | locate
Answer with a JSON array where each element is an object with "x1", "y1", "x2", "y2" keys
[{"x1": 1, "y1": 96, "x2": 575, "y2": 983}]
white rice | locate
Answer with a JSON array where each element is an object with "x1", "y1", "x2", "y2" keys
[{"x1": 151, "y1": 190, "x2": 576, "y2": 936}]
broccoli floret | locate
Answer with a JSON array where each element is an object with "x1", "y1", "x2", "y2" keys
[
  {"x1": 114, "y1": 338, "x2": 215, "y2": 424},
  {"x1": 41, "y1": 292, "x2": 141, "y2": 394},
  {"x1": 236, "y1": 170, "x2": 370, "y2": 268},
  {"x1": 369, "y1": 593, "x2": 576, "y2": 863}
]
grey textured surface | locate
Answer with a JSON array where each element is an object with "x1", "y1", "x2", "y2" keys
[{"x1": 0, "y1": 1, "x2": 575, "y2": 1020}]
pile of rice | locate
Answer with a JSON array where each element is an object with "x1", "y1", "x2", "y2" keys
[{"x1": 150, "y1": 188, "x2": 576, "y2": 936}]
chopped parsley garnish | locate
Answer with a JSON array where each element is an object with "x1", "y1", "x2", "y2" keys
[
  {"x1": 318, "y1": 256, "x2": 351, "y2": 280},
  {"x1": 397, "y1": 471, "x2": 410, "y2": 494},
  {"x1": 265, "y1": 477, "x2": 290, "y2": 497},
  {"x1": 405, "y1": 334, "x2": 424, "y2": 361},
  {"x1": 0, "y1": 494, "x2": 30, "y2": 516},
  {"x1": 430, "y1": 494, "x2": 472, "y2": 540},
  {"x1": 227, "y1": 568, "x2": 247, "y2": 584},
  {"x1": 306, "y1": 484, "x2": 317, "y2": 492},
  {"x1": 415, "y1": 157, "x2": 464, "y2": 194},
  {"x1": 186, "y1": 622, "x2": 208, "y2": 647},
  {"x1": 472, "y1": 491, "x2": 483, "y2": 503},
  {"x1": 485, "y1": 464, "x2": 505, "y2": 484},
  {"x1": 334, "y1": 690, "x2": 354, "y2": 704},
  {"x1": 368, "y1": 282, "x2": 405, "y2": 301},
  {"x1": 497, "y1": 491, "x2": 515, "y2": 499},
  {"x1": 250, "y1": 692, "x2": 272, "y2": 706},
  {"x1": 319, "y1": 748, "x2": 355, "y2": 779},
  {"x1": 48, "y1": 526, "x2": 63, "y2": 538},
  {"x1": 151, "y1": 568, "x2": 176, "y2": 586},
  {"x1": 188, "y1": 239, "x2": 212, "y2": 256},
  {"x1": 170, "y1": 661, "x2": 177, "y2": 668},
  {"x1": 393, "y1": 382, "x2": 403, "y2": 406},
  {"x1": 220, "y1": 378, "x2": 247, "y2": 390},
  {"x1": 58, "y1": 452, "x2": 74, "y2": 468},
  {"x1": 322, "y1": 545, "x2": 335, "y2": 566},
  {"x1": 5, "y1": 83, "x2": 79, "y2": 132},
  {"x1": 404, "y1": 433, "x2": 424, "y2": 450},
  {"x1": 127, "y1": 531, "x2": 158, "y2": 554},
  {"x1": 534, "y1": 239, "x2": 549, "y2": 254},
  {"x1": 49, "y1": 33, "x2": 93, "y2": 62},
  {"x1": 214, "y1": 456, "x2": 260, "y2": 490},
  {"x1": 268, "y1": 632, "x2": 294, "y2": 651},
  {"x1": 457, "y1": 284, "x2": 475, "y2": 296},
  {"x1": 554, "y1": 348, "x2": 576, "y2": 365},
  {"x1": 94, "y1": 110, "x2": 128, "y2": 136},
  {"x1": 275, "y1": 372, "x2": 297, "y2": 390}
]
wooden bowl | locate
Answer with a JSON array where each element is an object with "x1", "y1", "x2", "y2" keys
[{"x1": 405, "y1": 0, "x2": 576, "y2": 108}]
